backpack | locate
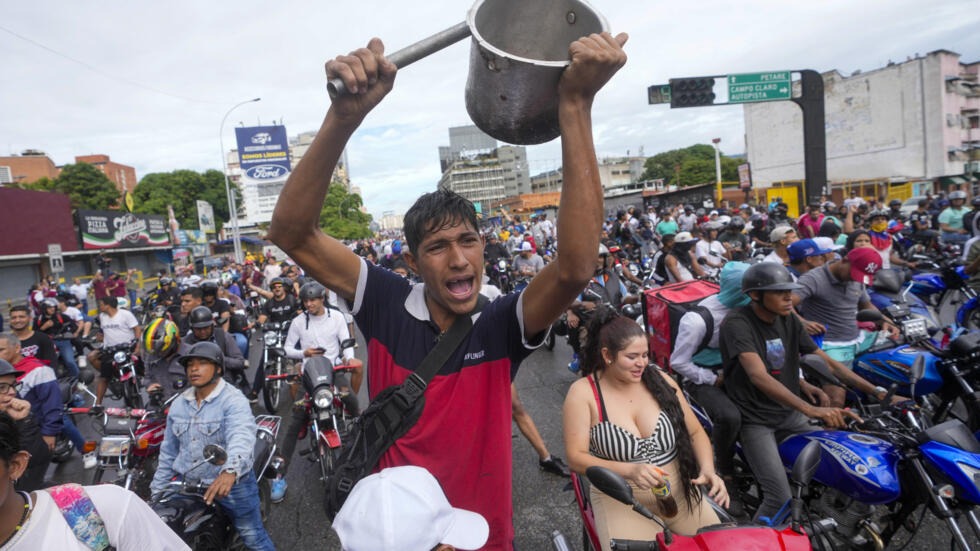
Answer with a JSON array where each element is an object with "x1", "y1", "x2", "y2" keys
[{"x1": 642, "y1": 280, "x2": 719, "y2": 371}]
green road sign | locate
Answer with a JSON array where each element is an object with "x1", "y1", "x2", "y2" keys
[
  {"x1": 647, "y1": 84, "x2": 672, "y2": 105},
  {"x1": 728, "y1": 71, "x2": 791, "y2": 103}
]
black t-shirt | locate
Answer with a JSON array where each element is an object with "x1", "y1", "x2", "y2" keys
[
  {"x1": 720, "y1": 306, "x2": 816, "y2": 426},
  {"x1": 204, "y1": 298, "x2": 231, "y2": 320},
  {"x1": 37, "y1": 311, "x2": 72, "y2": 337},
  {"x1": 717, "y1": 231, "x2": 749, "y2": 261},
  {"x1": 748, "y1": 227, "x2": 769, "y2": 245},
  {"x1": 483, "y1": 243, "x2": 510, "y2": 264},
  {"x1": 19, "y1": 332, "x2": 57, "y2": 365},
  {"x1": 261, "y1": 295, "x2": 300, "y2": 323}
]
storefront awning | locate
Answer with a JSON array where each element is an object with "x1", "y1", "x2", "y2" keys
[{"x1": 940, "y1": 176, "x2": 968, "y2": 185}]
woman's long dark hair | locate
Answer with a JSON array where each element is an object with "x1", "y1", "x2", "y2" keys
[
  {"x1": 844, "y1": 229, "x2": 870, "y2": 255},
  {"x1": 0, "y1": 412, "x2": 20, "y2": 464},
  {"x1": 582, "y1": 306, "x2": 702, "y2": 511}
]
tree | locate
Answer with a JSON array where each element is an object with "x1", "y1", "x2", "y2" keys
[
  {"x1": 20, "y1": 163, "x2": 121, "y2": 210},
  {"x1": 133, "y1": 169, "x2": 240, "y2": 232},
  {"x1": 318, "y1": 183, "x2": 373, "y2": 240},
  {"x1": 641, "y1": 144, "x2": 739, "y2": 187}
]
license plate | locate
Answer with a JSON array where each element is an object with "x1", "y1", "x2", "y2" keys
[
  {"x1": 317, "y1": 411, "x2": 333, "y2": 422},
  {"x1": 98, "y1": 436, "x2": 132, "y2": 457}
]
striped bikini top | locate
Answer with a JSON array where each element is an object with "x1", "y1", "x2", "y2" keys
[{"x1": 587, "y1": 375, "x2": 677, "y2": 466}]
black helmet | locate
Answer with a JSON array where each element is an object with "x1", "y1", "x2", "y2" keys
[
  {"x1": 178, "y1": 341, "x2": 224, "y2": 371},
  {"x1": 741, "y1": 263, "x2": 801, "y2": 293},
  {"x1": 270, "y1": 277, "x2": 289, "y2": 288},
  {"x1": 728, "y1": 217, "x2": 746, "y2": 230},
  {"x1": 189, "y1": 305, "x2": 215, "y2": 329},
  {"x1": 299, "y1": 282, "x2": 327, "y2": 302},
  {"x1": 889, "y1": 199, "x2": 902, "y2": 208},
  {"x1": 160, "y1": 276, "x2": 173, "y2": 286},
  {"x1": 868, "y1": 209, "x2": 890, "y2": 220},
  {"x1": 201, "y1": 281, "x2": 219, "y2": 296},
  {"x1": 972, "y1": 197, "x2": 980, "y2": 208}
]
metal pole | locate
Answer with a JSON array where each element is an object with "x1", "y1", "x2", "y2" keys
[
  {"x1": 712, "y1": 138, "x2": 722, "y2": 204},
  {"x1": 219, "y1": 97, "x2": 261, "y2": 264}
]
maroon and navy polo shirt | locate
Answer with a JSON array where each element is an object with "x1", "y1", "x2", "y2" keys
[{"x1": 347, "y1": 259, "x2": 541, "y2": 550}]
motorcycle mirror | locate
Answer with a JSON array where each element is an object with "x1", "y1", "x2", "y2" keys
[
  {"x1": 791, "y1": 440, "x2": 822, "y2": 487},
  {"x1": 909, "y1": 355, "x2": 925, "y2": 384},
  {"x1": 340, "y1": 338, "x2": 356, "y2": 350},
  {"x1": 800, "y1": 354, "x2": 843, "y2": 387},
  {"x1": 586, "y1": 466, "x2": 635, "y2": 505},
  {"x1": 856, "y1": 309, "x2": 884, "y2": 324},
  {"x1": 203, "y1": 444, "x2": 227, "y2": 466}
]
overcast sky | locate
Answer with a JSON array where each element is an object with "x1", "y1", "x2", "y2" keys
[{"x1": 3, "y1": 1, "x2": 978, "y2": 218}]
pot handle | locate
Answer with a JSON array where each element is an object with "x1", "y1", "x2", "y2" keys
[{"x1": 327, "y1": 21, "x2": 471, "y2": 99}]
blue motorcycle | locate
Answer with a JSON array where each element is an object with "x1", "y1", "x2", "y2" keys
[
  {"x1": 910, "y1": 258, "x2": 980, "y2": 329},
  {"x1": 857, "y1": 270, "x2": 980, "y2": 429}
]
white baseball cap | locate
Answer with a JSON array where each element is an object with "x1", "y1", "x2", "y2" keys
[
  {"x1": 333, "y1": 466, "x2": 489, "y2": 551},
  {"x1": 520, "y1": 241, "x2": 533, "y2": 252}
]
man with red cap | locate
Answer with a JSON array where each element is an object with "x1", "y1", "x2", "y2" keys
[{"x1": 791, "y1": 248, "x2": 900, "y2": 405}]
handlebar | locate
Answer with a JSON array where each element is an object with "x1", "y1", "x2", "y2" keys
[
  {"x1": 610, "y1": 540, "x2": 658, "y2": 550},
  {"x1": 69, "y1": 406, "x2": 148, "y2": 418}
]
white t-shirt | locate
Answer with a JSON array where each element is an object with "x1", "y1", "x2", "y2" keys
[
  {"x1": 63, "y1": 307, "x2": 84, "y2": 323},
  {"x1": 99, "y1": 309, "x2": 139, "y2": 347},
  {"x1": 2, "y1": 485, "x2": 189, "y2": 551},
  {"x1": 762, "y1": 251, "x2": 785, "y2": 265},
  {"x1": 69, "y1": 283, "x2": 90, "y2": 302}
]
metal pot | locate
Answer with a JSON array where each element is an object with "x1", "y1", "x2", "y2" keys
[{"x1": 464, "y1": 0, "x2": 609, "y2": 145}]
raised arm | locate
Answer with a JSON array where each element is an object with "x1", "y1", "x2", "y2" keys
[
  {"x1": 268, "y1": 38, "x2": 397, "y2": 303},
  {"x1": 521, "y1": 32, "x2": 628, "y2": 338}
]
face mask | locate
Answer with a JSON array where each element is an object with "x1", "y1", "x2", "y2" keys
[{"x1": 870, "y1": 221, "x2": 888, "y2": 233}]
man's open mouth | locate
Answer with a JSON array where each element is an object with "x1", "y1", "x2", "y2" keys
[{"x1": 446, "y1": 277, "x2": 475, "y2": 299}]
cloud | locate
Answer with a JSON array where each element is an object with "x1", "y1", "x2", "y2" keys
[{"x1": 1, "y1": 0, "x2": 977, "y2": 219}]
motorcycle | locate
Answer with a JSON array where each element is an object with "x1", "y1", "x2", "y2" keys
[
  {"x1": 287, "y1": 341, "x2": 358, "y2": 485},
  {"x1": 151, "y1": 423, "x2": 282, "y2": 551},
  {"x1": 565, "y1": 443, "x2": 820, "y2": 551},
  {"x1": 705, "y1": 356, "x2": 980, "y2": 550},
  {"x1": 259, "y1": 320, "x2": 291, "y2": 414},
  {"x1": 99, "y1": 341, "x2": 144, "y2": 409},
  {"x1": 51, "y1": 367, "x2": 98, "y2": 464},
  {"x1": 487, "y1": 258, "x2": 512, "y2": 294},
  {"x1": 909, "y1": 257, "x2": 980, "y2": 329},
  {"x1": 78, "y1": 389, "x2": 174, "y2": 499}
]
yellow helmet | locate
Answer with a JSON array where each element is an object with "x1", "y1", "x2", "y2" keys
[{"x1": 142, "y1": 318, "x2": 180, "y2": 357}]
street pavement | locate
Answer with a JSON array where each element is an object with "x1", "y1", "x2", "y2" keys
[{"x1": 47, "y1": 332, "x2": 979, "y2": 550}]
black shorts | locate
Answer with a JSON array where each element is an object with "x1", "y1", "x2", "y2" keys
[{"x1": 98, "y1": 350, "x2": 116, "y2": 379}]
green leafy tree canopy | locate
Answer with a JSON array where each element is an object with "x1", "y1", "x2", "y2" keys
[
  {"x1": 318, "y1": 183, "x2": 373, "y2": 240},
  {"x1": 641, "y1": 144, "x2": 740, "y2": 188},
  {"x1": 133, "y1": 169, "x2": 240, "y2": 232},
  {"x1": 20, "y1": 163, "x2": 120, "y2": 210}
]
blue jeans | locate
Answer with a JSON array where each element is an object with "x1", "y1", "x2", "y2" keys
[
  {"x1": 54, "y1": 338, "x2": 79, "y2": 378},
  {"x1": 217, "y1": 471, "x2": 275, "y2": 551},
  {"x1": 63, "y1": 414, "x2": 86, "y2": 451},
  {"x1": 232, "y1": 333, "x2": 248, "y2": 358}
]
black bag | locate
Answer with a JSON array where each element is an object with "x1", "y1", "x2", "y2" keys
[{"x1": 323, "y1": 297, "x2": 486, "y2": 519}]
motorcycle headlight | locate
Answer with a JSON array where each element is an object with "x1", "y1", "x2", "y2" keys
[
  {"x1": 957, "y1": 462, "x2": 980, "y2": 492},
  {"x1": 497, "y1": 259, "x2": 507, "y2": 270},
  {"x1": 263, "y1": 332, "x2": 279, "y2": 346},
  {"x1": 313, "y1": 388, "x2": 334, "y2": 409},
  {"x1": 113, "y1": 351, "x2": 128, "y2": 363}
]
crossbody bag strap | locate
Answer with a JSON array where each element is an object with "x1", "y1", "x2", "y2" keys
[{"x1": 397, "y1": 294, "x2": 488, "y2": 405}]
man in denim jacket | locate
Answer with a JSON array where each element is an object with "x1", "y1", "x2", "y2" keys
[{"x1": 151, "y1": 341, "x2": 274, "y2": 550}]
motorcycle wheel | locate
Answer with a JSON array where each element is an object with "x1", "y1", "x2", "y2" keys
[
  {"x1": 262, "y1": 358, "x2": 283, "y2": 414},
  {"x1": 123, "y1": 379, "x2": 144, "y2": 409},
  {"x1": 962, "y1": 304, "x2": 980, "y2": 332},
  {"x1": 132, "y1": 456, "x2": 158, "y2": 500}
]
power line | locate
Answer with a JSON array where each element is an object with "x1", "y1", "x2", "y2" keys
[{"x1": 0, "y1": 24, "x2": 225, "y2": 105}]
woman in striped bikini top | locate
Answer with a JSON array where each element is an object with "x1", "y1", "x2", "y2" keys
[{"x1": 562, "y1": 307, "x2": 729, "y2": 540}]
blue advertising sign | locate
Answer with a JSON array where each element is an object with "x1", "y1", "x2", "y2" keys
[{"x1": 234, "y1": 126, "x2": 292, "y2": 181}]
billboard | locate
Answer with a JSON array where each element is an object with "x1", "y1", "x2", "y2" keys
[
  {"x1": 0, "y1": 188, "x2": 78, "y2": 256},
  {"x1": 77, "y1": 210, "x2": 171, "y2": 250},
  {"x1": 196, "y1": 200, "x2": 215, "y2": 232},
  {"x1": 235, "y1": 125, "x2": 292, "y2": 224}
]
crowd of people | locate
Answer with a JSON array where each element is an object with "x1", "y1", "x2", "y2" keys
[{"x1": 2, "y1": 24, "x2": 976, "y2": 550}]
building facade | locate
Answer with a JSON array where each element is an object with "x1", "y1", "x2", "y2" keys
[
  {"x1": 0, "y1": 150, "x2": 60, "y2": 185},
  {"x1": 74, "y1": 154, "x2": 138, "y2": 194},
  {"x1": 743, "y1": 50, "x2": 980, "y2": 194},
  {"x1": 438, "y1": 125, "x2": 530, "y2": 205}
]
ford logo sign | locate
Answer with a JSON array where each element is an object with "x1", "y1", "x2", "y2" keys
[{"x1": 245, "y1": 165, "x2": 287, "y2": 180}]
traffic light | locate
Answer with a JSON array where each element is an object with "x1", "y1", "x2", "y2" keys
[{"x1": 669, "y1": 77, "x2": 716, "y2": 108}]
